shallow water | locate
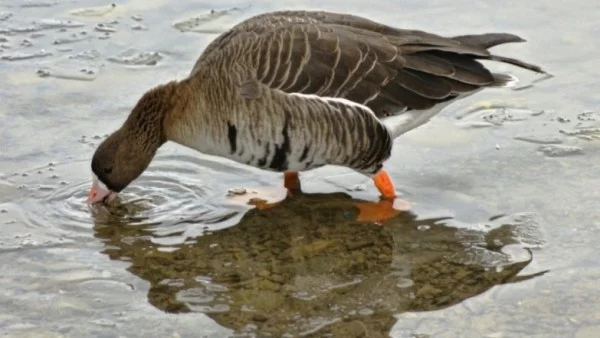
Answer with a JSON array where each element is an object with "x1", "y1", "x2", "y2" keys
[{"x1": 1, "y1": 0, "x2": 599, "y2": 337}]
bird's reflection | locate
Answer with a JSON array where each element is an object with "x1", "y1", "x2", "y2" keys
[{"x1": 92, "y1": 191, "x2": 547, "y2": 337}]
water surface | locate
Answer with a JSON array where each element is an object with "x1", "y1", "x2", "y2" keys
[{"x1": 1, "y1": 0, "x2": 599, "y2": 337}]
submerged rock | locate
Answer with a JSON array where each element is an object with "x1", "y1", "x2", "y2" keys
[
  {"x1": 107, "y1": 48, "x2": 162, "y2": 66},
  {"x1": 538, "y1": 145, "x2": 583, "y2": 157},
  {"x1": 1, "y1": 49, "x2": 51, "y2": 60}
]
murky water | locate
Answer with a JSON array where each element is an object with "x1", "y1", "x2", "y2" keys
[{"x1": 1, "y1": 0, "x2": 599, "y2": 337}]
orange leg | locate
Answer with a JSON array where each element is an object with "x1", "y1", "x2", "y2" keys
[
  {"x1": 284, "y1": 171, "x2": 301, "y2": 193},
  {"x1": 372, "y1": 170, "x2": 396, "y2": 199}
]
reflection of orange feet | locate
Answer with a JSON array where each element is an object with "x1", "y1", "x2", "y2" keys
[
  {"x1": 355, "y1": 199, "x2": 412, "y2": 224},
  {"x1": 225, "y1": 186, "x2": 288, "y2": 210},
  {"x1": 248, "y1": 198, "x2": 281, "y2": 210},
  {"x1": 247, "y1": 172, "x2": 300, "y2": 210},
  {"x1": 372, "y1": 170, "x2": 396, "y2": 199}
]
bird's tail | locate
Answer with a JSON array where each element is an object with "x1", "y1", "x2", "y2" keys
[
  {"x1": 381, "y1": 32, "x2": 550, "y2": 139},
  {"x1": 381, "y1": 99, "x2": 457, "y2": 139},
  {"x1": 453, "y1": 33, "x2": 548, "y2": 75}
]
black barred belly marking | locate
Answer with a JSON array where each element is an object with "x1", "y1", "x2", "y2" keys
[
  {"x1": 227, "y1": 112, "x2": 377, "y2": 173},
  {"x1": 234, "y1": 118, "x2": 320, "y2": 172},
  {"x1": 268, "y1": 118, "x2": 291, "y2": 171},
  {"x1": 227, "y1": 121, "x2": 237, "y2": 154}
]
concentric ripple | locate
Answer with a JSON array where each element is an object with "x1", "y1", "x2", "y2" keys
[{"x1": 1, "y1": 152, "x2": 273, "y2": 250}]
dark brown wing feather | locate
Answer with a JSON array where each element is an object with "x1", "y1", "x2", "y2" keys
[{"x1": 193, "y1": 10, "x2": 546, "y2": 117}]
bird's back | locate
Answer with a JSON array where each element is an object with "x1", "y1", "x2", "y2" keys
[
  {"x1": 174, "y1": 10, "x2": 546, "y2": 174},
  {"x1": 190, "y1": 10, "x2": 545, "y2": 118}
]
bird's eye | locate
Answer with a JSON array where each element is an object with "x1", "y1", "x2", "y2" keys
[{"x1": 103, "y1": 166, "x2": 113, "y2": 174}]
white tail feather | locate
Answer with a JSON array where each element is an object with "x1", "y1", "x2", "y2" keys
[
  {"x1": 492, "y1": 73, "x2": 519, "y2": 88},
  {"x1": 381, "y1": 81, "x2": 525, "y2": 138},
  {"x1": 382, "y1": 92, "x2": 480, "y2": 139},
  {"x1": 382, "y1": 105, "x2": 446, "y2": 139}
]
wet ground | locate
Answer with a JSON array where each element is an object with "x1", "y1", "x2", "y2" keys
[{"x1": 0, "y1": 0, "x2": 599, "y2": 337}]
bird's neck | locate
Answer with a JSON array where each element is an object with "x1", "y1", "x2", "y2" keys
[
  {"x1": 161, "y1": 78, "x2": 229, "y2": 156},
  {"x1": 121, "y1": 81, "x2": 194, "y2": 154}
]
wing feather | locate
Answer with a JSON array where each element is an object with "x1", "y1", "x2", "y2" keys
[{"x1": 193, "y1": 10, "x2": 546, "y2": 117}]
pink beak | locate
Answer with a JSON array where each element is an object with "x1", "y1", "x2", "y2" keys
[{"x1": 86, "y1": 174, "x2": 116, "y2": 204}]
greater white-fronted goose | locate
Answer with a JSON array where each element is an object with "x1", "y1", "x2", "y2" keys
[{"x1": 86, "y1": 10, "x2": 547, "y2": 205}]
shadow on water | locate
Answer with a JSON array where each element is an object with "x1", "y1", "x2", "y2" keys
[{"x1": 91, "y1": 191, "x2": 548, "y2": 337}]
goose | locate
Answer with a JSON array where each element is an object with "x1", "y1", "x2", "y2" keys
[{"x1": 86, "y1": 10, "x2": 547, "y2": 206}]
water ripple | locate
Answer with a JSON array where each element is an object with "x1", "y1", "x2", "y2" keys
[{"x1": 1, "y1": 153, "x2": 267, "y2": 250}]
